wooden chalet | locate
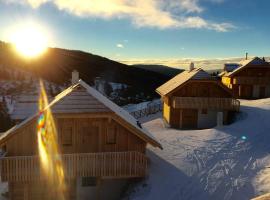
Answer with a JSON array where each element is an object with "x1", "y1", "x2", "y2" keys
[
  {"x1": 221, "y1": 57, "x2": 270, "y2": 99},
  {"x1": 156, "y1": 65, "x2": 240, "y2": 129},
  {"x1": 10, "y1": 94, "x2": 44, "y2": 123},
  {"x1": 0, "y1": 73, "x2": 162, "y2": 200}
]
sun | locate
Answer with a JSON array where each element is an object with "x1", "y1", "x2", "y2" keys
[{"x1": 10, "y1": 24, "x2": 48, "y2": 58}]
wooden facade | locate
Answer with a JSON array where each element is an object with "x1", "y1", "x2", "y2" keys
[
  {"x1": 1, "y1": 115, "x2": 147, "y2": 157},
  {"x1": 157, "y1": 69, "x2": 240, "y2": 129},
  {"x1": 0, "y1": 80, "x2": 161, "y2": 200},
  {"x1": 221, "y1": 57, "x2": 270, "y2": 99}
]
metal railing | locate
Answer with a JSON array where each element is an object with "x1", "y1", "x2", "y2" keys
[{"x1": 130, "y1": 103, "x2": 162, "y2": 119}]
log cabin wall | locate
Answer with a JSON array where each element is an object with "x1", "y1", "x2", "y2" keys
[
  {"x1": 4, "y1": 121, "x2": 38, "y2": 156},
  {"x1": 163, "y1": 102, "x2": 170, "y2": 124},
  {"x1": 225, "y1": 66, "x2": 270, "y2": 99},
  {"x1": 235, "y1": 66, "x2": 270, "y2": 77},
  {"x1": 9, "y1": 179, "x2": 77, "y2": 200},
  {"x1": 162, "y1": 80, "x2": 232, "y2": 129},
  {"x1": 171, "y1": 81, "x2": 231, "y2": 98},
  {"x1": 3, "y1": 114, "x2": 146, "y2": 157}
]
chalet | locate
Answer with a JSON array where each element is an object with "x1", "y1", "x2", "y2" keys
[
  {"x1": 10, "y1": 94, "x2": 43, "y2": 123},
  {"x1": 0, "y1": 72, "x2": 162, "y2": 200},
  {"x1": 156, "y1": 64, "x2": 240, "y2": 129},
  {"x1": 10, "y1": 84, "x2": 53, "y2": 123},
  {"x1": 221, "y1": 57, "x2": 270, "y2": 99}
]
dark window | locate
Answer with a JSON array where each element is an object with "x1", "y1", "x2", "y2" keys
[
  {"x1": 82, "y1": 177, "x2": 97, "y2": 187},
  {"x1": 106, "y1": 125, "x2": 117, "y2": 144},
  {"x1": 62, "y1": 127, "x2": 72, "y2": 146},
  {"x1": 202, "y1": 109, "x2": 208, "y2": 114},
  {"x1": 1, "y1": 145, "x2": 7, "y2": 156}
]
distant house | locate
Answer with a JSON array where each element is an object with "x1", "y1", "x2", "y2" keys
[
  {"x1": 0, "y1": 72, "x2": 162, "y2": 200},
  {"x1": 10, "y1": 94, "x2": 44, "y2": 123},
  {"x1": 221, "y1": 57, "x2": 270, "y2": 99},
  {"x1": 156, "y1": 64, "x2": 240, "y2": 129}
]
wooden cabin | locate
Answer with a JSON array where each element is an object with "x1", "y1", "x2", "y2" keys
[
  {"x1": 156, "y1": 66, "x2": 240, "y2": 129},
  {"x1": 221, "y1": 57, "x2": 270, "y2": 99},
  {"x1": 10, "y1": 94, "x2": 43, "y2": 123},
  {"x1": 0, "y1": 74, "x2": 162, "y2": 200}
]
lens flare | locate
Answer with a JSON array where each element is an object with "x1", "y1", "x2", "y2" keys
[
  {"x1": 38, "y1": 80, "x2": 66, "y2": 199},
  {"x1": 241, "y1": 136, "x2": 247, "y2": 140}
]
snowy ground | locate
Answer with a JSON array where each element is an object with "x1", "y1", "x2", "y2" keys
[{"x1": 128, "y1": 98, "x2": 270, "y2": 200}]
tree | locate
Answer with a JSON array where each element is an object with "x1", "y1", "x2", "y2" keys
[
  {"x1": 103, "y1": 81, "x2": 113, "y2": 97},
  {"x1": 0, "y1": 97, "x2": 13, "y2": 132}
]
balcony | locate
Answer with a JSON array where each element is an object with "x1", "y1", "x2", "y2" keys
[
  {"x1": 172, "y1": 97, "x2": 240, "y2": 111},
  {"x1": 0, "y1": 151, "x2": 148, "y2": 182},
  {"x1": 233, "y1": 77, "x2": 270, "y2": 85}
]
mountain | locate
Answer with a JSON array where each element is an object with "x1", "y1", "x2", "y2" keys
[
  {"x1": 0, "y1": 41, "x2": 181, "y2": 104},
  {"x1": 132, "y1": 64, "x2": 183, "y2": 77}
]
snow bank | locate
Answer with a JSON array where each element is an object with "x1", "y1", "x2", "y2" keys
[
  {"x1": 127, "y1": 98, "x2": 270, "y2": 200},
  {"x1": 123, "y1": 99, "x2": 161, "y2": 113}
]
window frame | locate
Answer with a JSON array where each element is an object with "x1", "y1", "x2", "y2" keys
[
  {"x1": 201, "y1": 109, "x2": 208, "y2": 114},
  {"x1": 106, "y1": 125, "x2": 117, "y2": 144},
  {"x1": 62, "y1": 126, "x2": 73, "y2": 146}
]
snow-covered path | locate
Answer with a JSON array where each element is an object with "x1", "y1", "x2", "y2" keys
[{"x1": 129, "y1": 99, "x2": 270, "y2": 200}]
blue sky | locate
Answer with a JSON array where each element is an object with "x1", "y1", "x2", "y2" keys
[{"x1": 0, "y1": 0, "x2": 269, "y2": 66}]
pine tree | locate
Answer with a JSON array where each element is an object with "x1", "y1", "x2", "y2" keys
[
  {"x1": 103, "y1": 81, "x2": 113, "y2": 97},
  {"x1": 0, "y1": 97, "x2": 13, "y2": 132}
]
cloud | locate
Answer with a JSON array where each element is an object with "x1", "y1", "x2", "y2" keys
[
  {"x1": 120, "y1": 57, "x2": 264, "y2": 70},
  {"x1": 116, "y1": 43, "x2": 124, "y2": 48},
  {"x1": 7, "y1": 0, "x2": 235, "y2": 32}
]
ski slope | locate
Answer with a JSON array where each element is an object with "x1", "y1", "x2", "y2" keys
[{"x1": 128, "y1": 98, "x2": 270, "y2": 200}]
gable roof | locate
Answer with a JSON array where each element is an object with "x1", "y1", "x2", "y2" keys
[
  {"x1": 0, "y1": 80, "x2": 162, "y2": 149},
  {"x1": 11, "y1": 94, "x2": 52, "y2": 121},
  {"x1": 156, "y1": 68, "x2": 211, "y2": 96},
  {"x1": 224, "y1": 63, "x2": 240, "y2": 72},
  {"x1": 225, "y1": 57, "x2": 270, "y2": 77}
]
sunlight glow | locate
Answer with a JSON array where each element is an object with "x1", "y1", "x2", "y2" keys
[
  {"x1": 38, "y1": 80, "x2": 66, "y2": 199},
  {"x1": 9, "y1": 24, "x2": 48, "y2": 58}
]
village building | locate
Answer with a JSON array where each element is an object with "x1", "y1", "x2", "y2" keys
[
  {"x1": 0, "y1": 72, "x2": 162, "y2": 200},
  {"x1": 156, "y1": 65, "x2": 240, "y2": 129},
  {"x1": 221, "y1": 57, "x2": 270, "y2": 99},
  {"x1": 10, "y1": 94, "x2": 45, "y2": 123}
]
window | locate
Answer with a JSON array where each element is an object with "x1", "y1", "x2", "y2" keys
[
  {"x1": 82, "y1": 177, "x2": 97, "y2": 187},
  {"x1": 1, "y1": 145, "x2": 7, "y2": 155},
  {"x1": 106, "y1": 125, "x2": 117, "y2": 144},
  {"x1": 202, "y1": 109, "x2": 208, "y2": 114},
  {"x1": 62, "y1": 127, "x2": 72, "y2": 146}
]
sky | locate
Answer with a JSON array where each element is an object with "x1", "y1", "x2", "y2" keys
[{"x1": 0, "y1": 0, "x2": 270, "y2": 68}]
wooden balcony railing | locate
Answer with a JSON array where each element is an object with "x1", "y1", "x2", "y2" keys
[
  {"x1": 172, "y1": 97, "x2": 240, "y2": 111},
  {"x1": 0, "y1": 151, "x2": 148, "y2": 182},
  {"x1": 233, "y1": 77, "x2": 270, "y2": 85}
]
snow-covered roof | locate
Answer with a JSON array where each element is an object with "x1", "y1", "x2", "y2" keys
[
  {"x1": 0, "y1": 80, "x2": 162, "y2": 149},
  {"x1": 10, "y1": 94, "x2": 40, "y2": 121},
  {"x1": 225, "y1": 57, "x2": 270, "y2": 77},
  {"x1": 156, "y1": 68, "x2": 211, "y2": 96},
  {"x1": 224, "y1": 63, "x2": 240, "y2": 72}
]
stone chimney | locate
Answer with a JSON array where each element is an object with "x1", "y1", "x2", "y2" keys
[
  {"x1": 72, "y1": 70, "x2": 79, "y2": 84},
  {"x1": 189, "y1": 62, "x2": 195, "y2": 71},
  {"x1": 246, "y1": 52, "x2": 248, "y2": 60}
]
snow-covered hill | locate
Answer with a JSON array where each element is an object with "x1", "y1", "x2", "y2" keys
[{"x1": 127, "y1": 98, "x2": 270, "y2": 200}]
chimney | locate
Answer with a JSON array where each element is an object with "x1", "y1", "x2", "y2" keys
[
  {"x1": 189, "y1": 62, "x2": 195, "y2": 71},
  {"x1": 245, "y1": 52, "x2": 248, "y2": 60},
  {"x1": 72, "y1": 70, "x2": 79, "y2": 84}
]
